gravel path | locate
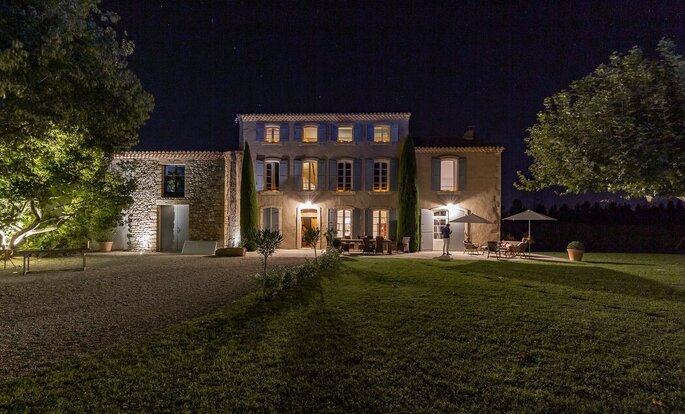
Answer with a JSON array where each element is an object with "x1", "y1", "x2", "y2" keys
[{"x1": 0, "y1": 251, "x2": 311, "y2": 382}]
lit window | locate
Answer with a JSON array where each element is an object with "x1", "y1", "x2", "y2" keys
[
  {"x1": 433, "y1": 210, "x2": 449, "y2": 239},
  {"x1": 337, "y1": 160, "x2": 352, "y2": 191},
  {"x1": 338, "y1": 126, "x2": 353, "y2": 143},
  {"x1": 163, "y1": 165, "x2": 185, "y2": 197},
  {"x1": 374, "y1": 125, "x2": 390, "y2": 143},
  {"x1": 265, "y1": 160, "x2": 280, "y2": 191},
  {"x1": 440, "y1": 159, "x2": 458, "y2": 191},
  {"x1": 372, "y1": 209, "x2": 388, "y2": 238},
  {"x1": 303, "y1": 125, "x2": 318, "y2": 143},
  {"x1": 336, "y1": 209, "x2": 352, "y2": 237},
  {"x1": 265, "y1": 125, "x2": 280, "y2": 143},
  {"x1": 302, "y1": 160, "x2": 317, "y2": 191},
  {"x1": 373, "y1": 161, "x2": 389, "y2": 192},
  {"x1": 262, "y1": 207, "x2": 279, "y2": 231}
]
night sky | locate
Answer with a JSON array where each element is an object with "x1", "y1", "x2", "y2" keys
[{"x1": 103, "y1": 0, "x2": 685, "y2": 207}]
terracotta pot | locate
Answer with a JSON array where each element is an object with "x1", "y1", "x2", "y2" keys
[
  {"x1": 99, "y1": 241, "x2": 114, "y2": 252},
  {"x1": 567, "y1": 248, "x2": 584, "y2": 262}
]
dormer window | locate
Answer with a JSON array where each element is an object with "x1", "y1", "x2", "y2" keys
[
  {"x1": 303, "y1": 125, "x2": 318, "y2": 143},
  {"x1": 374, "y1": 125, "x2": 391, "y2": 143},
  {"x1": 265, "y1": 125, "x2": 280, "y2": 143},
  {"x1": 337, "y1": 125, "x2": 353, "y2": 143}
]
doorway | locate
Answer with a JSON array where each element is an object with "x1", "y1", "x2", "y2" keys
[
  {"x1": 159, "y1": 205, "x2": 189, "y2": 252},
  {"x1": 300, "y1": 208, "x2": 319, "y2": 247}
]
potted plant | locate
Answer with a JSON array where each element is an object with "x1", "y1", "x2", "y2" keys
[
  {"x1": 567, "y1": 241, "x2": 585, "y2": 262},
  {"x1": 96, "y1": 230, "x2": 116, "y2": 252}
]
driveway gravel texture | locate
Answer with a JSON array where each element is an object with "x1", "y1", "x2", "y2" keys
[{"x1": 0, "y1": 251, "x2": 310, "y2": 382}]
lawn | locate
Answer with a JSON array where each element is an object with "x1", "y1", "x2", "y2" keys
[{"x1": 1, "y1": 253, "x2": 684, "y2": 412}]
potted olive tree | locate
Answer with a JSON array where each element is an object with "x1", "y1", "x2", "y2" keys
[{"x1": 567, "y1": 241, "x2": 585, "y2": 262}]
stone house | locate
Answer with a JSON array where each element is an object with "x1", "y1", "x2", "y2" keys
[{"x1": 113, "y1": 113, "x2": 503, "y2": 252}]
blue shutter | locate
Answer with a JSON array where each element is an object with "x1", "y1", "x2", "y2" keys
[
  {"x1": 353, "y1": 124, "x2": 362, "y2": 143},
  {"x1": 353, "y1": 159, "x2": 361, "y2": 191},
  {"x1": 318, "y1": 124, "x2": 327, "y2": 143},
  {"x1": 330, "y1": 125, "x2": 338, "y2": 142},
  {"x1": 280, "y1": 123, "x2": 289, "y2": 142},
  {"x1": 328, "y1": 209, "x2": 337, "y2": 231},
  {"x1": 279, "y1": 159, "x2": 289, "y2": 191},
  {"x1": 431, "y1": 157, "x2": 440, "y2": 191},
  {"x1": 389, "y1": 158, "x2": 398, "y2": 191},
  {"x1": 365, "y1": 208, "x2": 373, "y2": 236},
  {"x1": 329, "y1": 159, "x2": 337, "y2": 191},
  {"x1": 458, "y1": 157, "x2": 467, "y2": 191},
  {"x1": 294, "y1": 160, "x2": 302, "y2": 191},
  {"x1": 365, "y1": 159, "x2": 374, "y2": 191},
  {"x1": 391, "y1": 123, "x2": 399, "y2": 143},
  {"x1": 352, "y1": 208, "x2": 362, "y2": 238},
  {"x1": 317, "y1": 159, "x2": 326, "y2": 190},
  {"x1": 255, "y1": 159, "x2": 264, "y2": 191},
  {"x1": 367, "y1": 124, "x2": 374, "y2": 142},
  {"x1": 256, "y1": 123, "x2": 265, "y2": 142},
  {"x1": 294, "y1": 124, "x2": 302, "y2": 142},
  {"x1": 389, "y1": 208, "x2": 397, "y2": 240}
]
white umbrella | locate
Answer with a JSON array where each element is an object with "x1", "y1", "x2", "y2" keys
[
  {"x1": 502, "y1": 209, "x2": 556, "y2": 255},
  {"x1": 450, "y1": 213, "x2": 492, "y2": 241}
]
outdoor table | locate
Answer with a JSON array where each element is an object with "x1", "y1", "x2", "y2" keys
[{"x1": 15, "y1": 248, "x2": 89, "y2": 275}]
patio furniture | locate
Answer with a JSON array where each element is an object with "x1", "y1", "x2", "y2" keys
[
  {"x1": 362, "y1": 237, "x2": 374, "y2": 254},
  {"x1": 402, "y1": 237, "x2": 410, "y2": 253},
  {"x1": 16, "y1": 248, "x2": 88, "y2": 275},
  {"x1": 463, "y1": 241, "x2": 481, "y2": 255},
  {"x1": 388, "y1": 239, "x2": 397, "y2": 255},
  {"x1": 375, "y1": 236, "x2": 384, "y2": 254},
  {"x1": 2, "y1": 248, "x2": 17, "y2": 270},
  {"x1": 485, "y1": 241, "x2": 501, "y2": 258}
]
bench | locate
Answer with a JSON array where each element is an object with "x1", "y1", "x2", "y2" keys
[{"x1": 15, "y1": 248, "x2": 89, "y2": 275}]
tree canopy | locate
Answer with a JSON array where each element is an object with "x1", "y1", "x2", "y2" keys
[
  {"x1": 517, "y1": 39, "x2": 684, "y2": 200},
  {"x1": 397, "y1": 137, "x2": 420, "y2": 252},
  {"x1": 0, "y1": 0, "x2": 154, "y2": 247}
]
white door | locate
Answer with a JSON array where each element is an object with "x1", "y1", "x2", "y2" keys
[
  {"x1": 160, "y1": 205, "x2": 189, "y2": 252},
  {"x1": 420, "y1": 209, "x2": 434, "y2": 251}
]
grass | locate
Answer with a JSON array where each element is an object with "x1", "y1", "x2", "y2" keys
[{"x1": 2, "y1": 253, "x2": 684, "y2": 412}]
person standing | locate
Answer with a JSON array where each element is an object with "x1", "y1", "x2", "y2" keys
[{"x1": 441, "y1": 223, "x2": 452, "y2": 256}]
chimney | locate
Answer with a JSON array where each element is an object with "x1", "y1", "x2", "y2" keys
[{"x1": 462, "y1": 126, "x2": 476, "y2": 140}]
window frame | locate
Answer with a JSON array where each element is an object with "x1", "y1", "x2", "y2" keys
[
  {"x1": 337, "y1": 124, "x2": 353, "y2": 144},
  {"x1": 302, "y1": 124, "x2": 318, "y2": 144},
  {"x1": 372, "y1": 209, "x2": 389, "y2": 238},
  {"x1": 336, "y1": 208, "x2": 352, "y2": 238},
  {"x1": 163, "y1": 165, "x2": 186, "y2": 198},
  {"x1": 262, "y1": 207, "x2": 280, "y2": 231},
  {"x1": 433, "y1": 209, "x2": 449, "y2": 239},
  {"x1": 264, "y1": 124, "x2": 281, "y2": 143},
  {"x1": 302, "y1": 158, "x2": 318, "y2": 191},
  {"x1": 373, "y1": 159, "x2": 390, "y2": 192},
  {"x1": 337, "y1": 159, "x2": 353, "y2": 192},
  {"x1": 264, "y1": 158, "x2": 280, "y2": 191},
  {"x1": 373, "y1": 124, "x2": 391, "y2": 143},
  {"x1": 440, "y1": 157, "x2": 459, "y2": 192}
]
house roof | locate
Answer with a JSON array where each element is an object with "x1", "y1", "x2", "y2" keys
[
  {"x1": 114, "y1": 151, "x2": 225, "y2": 161},
  {"x1": 415, "y1": 146, "x2": 504, "y2": 154},
  {"x1": 237, "y1": 112, "x2": 411, "y2": 122}
]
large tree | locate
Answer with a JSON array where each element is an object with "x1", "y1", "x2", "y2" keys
[
  {"x1": 0, "y1": 0, "x2": 154, "y2": 248},
  {"x1": 397, "y1": 137, "x2": 420, "y2": 252},
  {"x1": 517, "y1": 39, "x2": 684, "y2": 201},
  {"x1": 240, "y1": 142, "x2": 259, "y2": 247}
]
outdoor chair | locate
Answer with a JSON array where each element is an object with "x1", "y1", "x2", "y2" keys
[
  {"x1": 402, "y1": 237, "x2": 410, "y2": 253},
  {"x1": 362, "y1": 237, "x2": 374, "y2": 254},
  {"x1": 463, "y1": 241, "x2": 480, "y2": 255},
  {"x1": 375, "y1": 236, "x2": 384, "y2": 254},
  {"x1": 2, "y1": 248, "x2": 17, "y2": 270},
  {"x1": 485, "y1": 241, "x2": 500, "y2": 258}
]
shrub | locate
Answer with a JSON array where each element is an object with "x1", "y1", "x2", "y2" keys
[
  {"x1": 303, "y1": 227, "x2": 321, "y2": 258},
  {"x1": 567, "y1": 241, "x2": 585, "y2": 250},
  {"x1": 253, "y1": 269, "x2": 282, "y2": 300},
  {"x1": 317, "y1": 249, "x2": 341, "y2": 275},
  {"x1": 296, "y1": 259, "x2": 319, "y2": 281},
  {"x1": 280, "y1": 267, "x2": 298, "y2": 290}
]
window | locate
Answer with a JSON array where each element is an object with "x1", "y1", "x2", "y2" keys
[
  {"x1": 163, "y1": 165, "x2": 185, "y2": 197},
  {"x1": 433, "y1": 210, "x2": 449, "y2": 239},
  {"x1": 302, "y1": 160, "x2": 317, "y2": 191},
  {"x1": 440, "y1": 159, "x2": 458, "y2": 191},
  {"x1": 338, "y1": 125, "x2": 353, "y2": 143},
  {"x1": 265, "y1": 160, "x2": 280, "y2": 191},
  {"x1": 337, "y1": 160, "x2": 352, "y2": 191},
  {"x1": 265, "y1": 125, "x2": 280, "y2": 143},
  {"x1": 372, "y1": 209, "x2": 388, "y2": 238},
  {"x1": 336, "y1": 209, "x2": 352, "y2": 237},
  {"x1": 373, "y1": 160, "x2": 389, "y2": 192},
  {"x1": 374, "y1": 125, "x2": 391, "y2": 143},
  {"x1": 303, "y1": 125, "x2": 318, "y2": 143},
  {"x1": 262, "y1": 207, "x2": 279, "y2": 231}
]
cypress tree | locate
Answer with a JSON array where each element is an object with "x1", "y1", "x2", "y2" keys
[
  {"x1": 397, "y1": 137, "x2": 420, "y2": 252},
  {"x1": 240, "y1": 142, "x2": 259, "y2": 246}
]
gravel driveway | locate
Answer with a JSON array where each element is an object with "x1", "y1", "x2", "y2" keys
[{"x1": 0, "y1": 251, "x2": 311, "y2": 382}]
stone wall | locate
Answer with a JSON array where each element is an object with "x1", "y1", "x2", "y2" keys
[
  {"x1": 224, "y1": 151, "x2": 242, "y2": 247},
  {"x1": 116, "y1": 159, "x2": 160, "y2": 251},
  {"x1": 186, "y1": 160, "x2": 225, "y2": 245}
]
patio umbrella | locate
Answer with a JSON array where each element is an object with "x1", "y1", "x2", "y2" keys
[
  {"x1": 502, "y1": 209, "x2": 556, "y2": 255},
  {"x1": 450, "y1": 213, "x2": 492, "y2": 241}
]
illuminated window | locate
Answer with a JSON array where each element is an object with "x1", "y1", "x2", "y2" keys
[
  {"x1": 302, "y1": 160, "x2": 318, "y2": 191},
  {"x1": 163, "y1": 165, "x2": 185, "y2": 197},
  {"x1": 338, "y1": 125, "x2": 353, "y2": 143},
  {"x1": 373, "y1": 160, "x2": 389, "y2": 192},
  {"x1": 374, "y1": 125, "x2": 391, "y2": 143},
  {"x1": 262, "y1": 207, "x2": 279, "y2": 230},
  {"x1": 303, "y1": 125, "x2": 318, "y2": 143},
  {"x1": 265, "y1": 125, "x2": 280, "y2": 143},
  {"x1": 433, "y1": 210, "x2": 449, "y2": 239},
  {"x1": 372, "y1": 209, "x2": 388, "y2": 238},
  {"x1": 336, "y1": 209, "x2": 352, "y2": 237},
  {"x1": 265, "y1": 160, "x2": 280, "y2": 191},
  {"x1": 440, "y1": 159, "x2": 458, "y2": 191},
  {"x1": 337, "y1": 160, "x2": 352, "y2": 191}
]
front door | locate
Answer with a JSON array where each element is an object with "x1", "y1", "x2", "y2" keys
[
  {"x1": 300, "y1": 208, "x2": 318, "y2": 247},
  {"x1": 159, "y1": 205, "x2": 189, "y2": 252}
]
